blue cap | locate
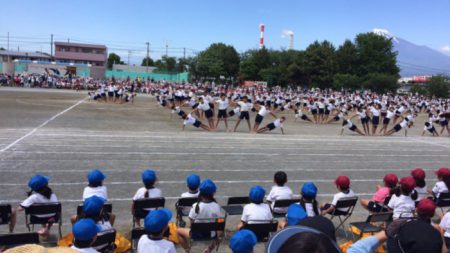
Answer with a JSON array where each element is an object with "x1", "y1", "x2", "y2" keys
[
  {"x1": 186, "y1": 174, "x2": 201, "y2": 190},
  {"x1": 144, "y1": 208, "x2": 172, "y2": 233},
  {"x1": 249, "y1": 185, "x2": 266, "y2": 203},
  {"x1": 28, "y1": 175, "x2": 49, "y2": 191},
  {"x1": 87, "y1": 169, "x2": 106, "y2": 184},
  {"x1": 142, "y1": 170, "x2": 157, "y2": 184},
  {"x1": 301, "y1": 182, "x2": 318, "y2": 198},
  {"x1": 286, "y1": 204, "x2": 307, "y2": 225},
  {"x1": 83, "y1": 195, "x2": 105, "y2": 216},
  {"x1": 72, "y1": 218, "x2": 99, "y2": 241},
  {"x1": 199, "y1": 179, "x2": 217, "y2": 195},
  {"x1": 230, "y1": 229, "x2": 257, "y2": 253}
]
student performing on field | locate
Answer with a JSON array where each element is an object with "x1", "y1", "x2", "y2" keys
[{"x1": 256, "y1": 117, "x2": 286, "y2": 135}]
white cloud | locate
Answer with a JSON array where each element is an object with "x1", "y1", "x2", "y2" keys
[{"x1": 442, "y1": 45, "x2": 450, "y2": 53}]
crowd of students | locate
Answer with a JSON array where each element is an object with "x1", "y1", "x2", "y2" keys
[
  {"x1": 3, "y1": 166, "x2": 450, "y2": 253},
  {"x1": 153, "y1": 83, "x2": 450, "y2": 137}
]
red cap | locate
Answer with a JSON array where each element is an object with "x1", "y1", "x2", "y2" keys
[
  {"x1": 383, "y1": 174, "x2": 398, "y2": 187},
  {"x1": 335, "y1": 176, "x2": 350, "y2": 188},
  {"x1": 435, "y1": 168, "x2": 450, "y2": 178},
  {"x1": 411, "y1": 168, "x2": 426, "y2": 180},
  {"x1": 416, "y1": 199, "x2": 436, "y2": 217},
  {"x1": 399, "y1": 176, "x2": 416, "y2": 192}
]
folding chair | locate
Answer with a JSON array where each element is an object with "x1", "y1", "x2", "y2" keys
[
  {"x1": 92, "y1": 229, "x2": 116, "y2": 253},
  {"x1": 221, "y1": 196, "x2": 250, "y2": 216},
  {"x1": 132, "y1": 197, "x2": 165, "y2": 228},
  {"x1": 242, "y1": 220, "x2": 278, "y2": 241},
  {"x1": 436, "y1": 192, "x2": 450, "y2": 213},
  {"x1": 77, "y1": 203, "x2": 113, "y2": 216},
  {"x1": 0, "y1": 232, "x2": 39, "y2": 248},
  {"x1": 175, "y1": 197, "x2": 198, "y2": 226},
  {"x1": 349, "y1": 212, "x2": 393, "y2": 240},
  {"x1": 189, "y1": 219, "x2": 226, "y2": 253},
  {"x1": 271, "y1": 198, "x2": 301, "y2": 217},
  {"x1": 24, "y1": 202, "x2": 62, "y2": 239},
  {"x1": 0, "y1": 204, "x2": 12, "y2": 226},
  {"x1": 329, "y1": 196, "x2": 358, "y2": 237}
]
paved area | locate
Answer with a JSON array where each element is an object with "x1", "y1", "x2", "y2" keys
[{"x1": 0, "y1": 87, "x2": 449, "y2": 252}]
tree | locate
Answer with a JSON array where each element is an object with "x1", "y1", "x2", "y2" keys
[
  {"x1": 363, "y1": 73, "x2": 399, "y2": 93},
  {"x1": 196, "y1": 43, "x2": 240, "y2": 80},
  {"x1": 0, "y1": 47, "x2": 5, "y2": 51},
  {"x1": 354, "y1": 33, "x2": 400, "y2": 78},
  {"x1": 141, "y1": 57, "x2": 154, "y2": 67},
  {"x1": 336, "y1": 40, "x2": 358, "y2": 75},
  {"x1": 333, "y1": 73, "x2": 361, "y2": 90},
  {"x1": 304, "y1": 40, "x2": 337, "y2": 88},
  {"x1": 107, "y1": 53, "x2": 124, "y2": 69},
  {"x1": 427, "y1": 75, "x2": 450, "y2": 98},
  {"x1": 154, "y1": 56, "x2": 177, "y2": 73}
]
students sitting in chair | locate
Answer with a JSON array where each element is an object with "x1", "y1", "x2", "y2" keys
[
  {"x1": 241, "y1": 185, "x2": 273, "y2": 226},
  {"x1": 321, "y1": 175, "x2": 355, "y2": 215},
  {"x1": 229, "y1": 229, "x2": 257, "y2": 253},
  {"x1": 71, "y1": 219, "x2": 100, "y2": 253},
  {"x1": 71, "y1": 196, "x2": 114, "y2": 231},
  {"x1": 137, "y1": 209, "x2": 176, "y2": 253},
  {"x1": 132, "y1": 170, "x2": 162, "y2": 227},
  {"x1": 83, "y1": 169, "x2": 108, "y2": 201}
]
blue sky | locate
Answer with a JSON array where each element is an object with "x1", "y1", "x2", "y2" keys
[{"x1": 1, "y1": 0, "x2": 449, "y2": 63}]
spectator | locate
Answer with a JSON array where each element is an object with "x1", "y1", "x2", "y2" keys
[
  {"x1": 388, "y1": 176, "x2": 417, "y2": 219},
  {"x1": 137, "y1": 209, "x2": 176, "y2": 253},
  {"x1": 299, "y1": 182, "x2": 320, "y2": 217},
  {"x1": 266, "y1": 171, "x2": 293, "y2": 214},
  {"x1": 229, "y1": 229, "x2": 257, "y2": 253},
  {"x1": 132, "y1": 170, "x2": 162, "y2": 227},
  {"x1": 71, "y1": 219, "x2": 100, "y2": 253},
  {"x1": 83, "y1": 169, "x2": 108, "y2": 201},
  {"x1": 360, "y1": 173, "x2": 398, "y2": 213},
  {"x1": 321, "y1": 176, "x2": 355, "y2": 215}
]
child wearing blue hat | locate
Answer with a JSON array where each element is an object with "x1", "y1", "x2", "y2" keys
[
  {"x1": 132, "y1": 170, "x2": 162, "y2": 227},
  {"x1": 177, "y1": 174, "x2": 201, "y2": 227},
  {"x1": 71, "y1": 218, "x2": 100, "y2": 253},
  {"x1": 229, "y1": 229, "x2": 257, "y2": 253},
  {"x1": 70, "y1": 195, "x2": 114, "y2": 232},
  {"x1": 241, "y1": 186, "x2": 273, "y2": 226},
  {"x1": 137, "y1": 209, "x2": 176, "y2": 253},
  {"x1": 11, "y1": 174, "x2": 58, "y2": 236},
  {"x1": 178, "y1": 179, "x2": 223, "y2": 253},
  {"x1": 299, "y1": 182, "x2": 319, "y2": 217},
  {"x1": 83, "y1": 169, "x2": 108, "y2": 201}
]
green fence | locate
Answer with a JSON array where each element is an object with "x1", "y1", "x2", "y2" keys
[
  {"x1": 76, "y1": 68, "x2": 91, "y2": 77},
  {"x1": 106, "y1": 70, "x2": 188, "y2": 82},
  {"x1": 0, "y1": 63, "x2": 2, "y2": 72}
]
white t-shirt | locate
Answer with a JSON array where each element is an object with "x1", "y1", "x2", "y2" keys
[
  {"x1": 189, "y1": 202, "x2": 221, "y2": 222},
  {"x1": 132, "y1": 187, "x2": 162, "y2": 211},
  {"x1": 217, "y1": 100, "x2": 229, "y2": 110},
  {"x1": 267, "y1": 185, "x2": 293, "y2": 212},
  {"x1": 238, "y1": 101, "x2": 250, "y2": 111},
  {"x1": 273, "y1": 119, "x2": 283, "y2": 128},
  {"x1": 71, "y1": 246, "x2": 100, "y2": 253},
  {"x1": 331, "y1": 190, "x2": 355, "y2": 212},
  {"x1": 183, "y1": 114, "x2": 196, "y2": 126},
  {"x1": 432, "y1": 181, "x2": 448, "y2": 198},
  {"x1": 181, "y1": 192, "x2": 199, "y2": 198},
  {"x1": 304, "y1": 202, "x2": 316, "y2": 217},
  {"x1": 137, "y1": 235, "x2": 176, "y2": 253},
  {"x1": 388, "y1": 194, "x2": 415, "y2": 219},
  {"x1": 415, "y1": 186, "x2": 428, "y2": 201},
  {"x1": 83, "y1": 186, "x2": 108, "y2": 201},
  {"x1": 20, "y1": 193, "x2": 58, "y2": 218},
  {"x1": 241, "y1": 203, "x2": 273, "y2": 223},
  {"x1": 440, "y1": 212, "x2": 450, "y2": 238},
  {"x1": 386, "y1": 110, "x2": 395, "y2": 119},
  {"x1": 258, "y1": 106, "x2": 268, "y2": 117}
]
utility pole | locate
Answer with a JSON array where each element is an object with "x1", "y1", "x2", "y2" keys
[
  {"x1": 128, "y1": 50, "x2": 131, "y2": 70},
  {"x1": 165, "y1": 41, "x2": 168, "y2": 57},
  {"x1": 183, "y1": 48, "x2": 186, "y2": 59},
  {"x1": 50, "y1": 34, "x2": 54, "y2": 60},
  {"x1": 146, "y1": 42, "x2": 150, "y2": 73},
  {"x1": 7, "y1": 32, "x2": 10, "y2": 62}
]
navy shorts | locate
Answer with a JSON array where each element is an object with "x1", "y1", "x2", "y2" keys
[
  {"x1": 193, "y1": 120, "x2": 202, "y2": 128},
  {"x1": 255, "y1": 114, "x2": 264, "y2": 124},
  {"x1": 267, "y1": 123, "x2": 276, "y2": 131},
  {"x1": 218, "y1": 109, "x2": 227, "y2": 119},
  {"x1": 372, "y1": 116, "x2": 380, "y2": 125},
  {"x1": 239, "y1": 111, "x2": 250, "y2": 120},
  {"x1": 204, "y1": 109, "x2": 213, "y2": 119}
]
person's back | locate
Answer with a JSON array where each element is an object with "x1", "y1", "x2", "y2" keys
[
  {"x1": 267, "y1": 171, "x2": 293, "y2": 213},
  {"x1": 242, "y1": 202, "x2": 273, "y2": 224},
  {"x1": 137, "y1": 235, "x2": 176, "y2": 253}
]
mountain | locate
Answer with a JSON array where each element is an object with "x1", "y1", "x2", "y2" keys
[{"x1": 372, "y1": 28, "x2": 450, "y2": 77}]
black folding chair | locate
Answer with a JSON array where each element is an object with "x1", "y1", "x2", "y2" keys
[
  {"x1": 329, "y1": 196, "x2": 358, "y2": 237},
  {"x1": 24, "y1": 202, "x2": 62, "y2": 239},
  {"x1": 242, "y1": 220, "x2": 278, "y2": 241},
  {"x1": 77, "y1": 203, "x2": 113, "y2": 216},
  {"x1": 221, "y1": 196, "x2": 250, "y2": 216},
  {"x1": 0, "y1": 204, "x2": 12, "y2": 226},
  {"x1": 436, "y1": 192, "x2": 450, "y2": 213},
  {"x1": 349, "y1": 212, "x2": 393, "y2": 240},
  {"x1": 0, "y1": 232, "x2": 39, "y2": 248},
  {"x1": 92, "y1": 229, "x2": 116, "y2": 253},
  {"x1": 132, "y1": 197, "x2": 165, "y2": 227},
  {"x1": 175, "y1": 197, "x2": 198, "y2": 226},
  {"x1": 189, "y1": 219, "x2": 226, "y2": 253},
  {"x1": 271, "y1": 198, "x2": 301, "y2": 217}
]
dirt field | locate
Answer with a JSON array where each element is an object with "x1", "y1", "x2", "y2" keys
[{"x1": 0, "y1": 87, "x2": 449, "y2": 252}]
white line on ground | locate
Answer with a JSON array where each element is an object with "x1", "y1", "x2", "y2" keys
[
  {"x1": 3, "y1": 150, "x2": 448, "y2": 157},
  {"x1": 409, "y1": 137, "x2": 450, "y2": 149},
  {"x1": 0, "y1": 97, "x2": 88, "y2": 153},
  {"x1": 0, "y1": 159, "x2": 446, "y2": 163}
]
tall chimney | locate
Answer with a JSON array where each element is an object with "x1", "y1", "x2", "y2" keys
[
  {"x1": 289, "y1": 33, "x2": 294, "y2": 50},
  {"x1": 260, "y1": 24, "x2": 265, "y2": 49}
]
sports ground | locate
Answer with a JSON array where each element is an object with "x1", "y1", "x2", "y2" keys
[{"x1": 0, "y1": 87, "x2": 449, "y2": 251}]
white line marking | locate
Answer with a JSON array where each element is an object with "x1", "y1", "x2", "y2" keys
[
  {"x1": 0, "y1": 97, "x2": 88, "y2": 153},
  {"x1": 0, "y1": 179, "x2": 438, "y2": 186},
  {"x1": 409, "y1": 137, "x2": 450, "y2": 149},
  {"x1": 3, "y1": 150, "x2": 448, "y2": 157}
]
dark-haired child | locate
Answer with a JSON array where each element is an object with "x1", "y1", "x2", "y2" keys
[
  {"x1": 411, "y1": 168, "x2": 428, "y2": 201},
  {"x1": 299, "y1": 182, "x2": 320, "y2": 217},
  {"x1": 388, "y1": 176, "x2": 417, "y2": 219},
  {"x1": 267, "y1": 171, "x2": 293, "y2": 215}
]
